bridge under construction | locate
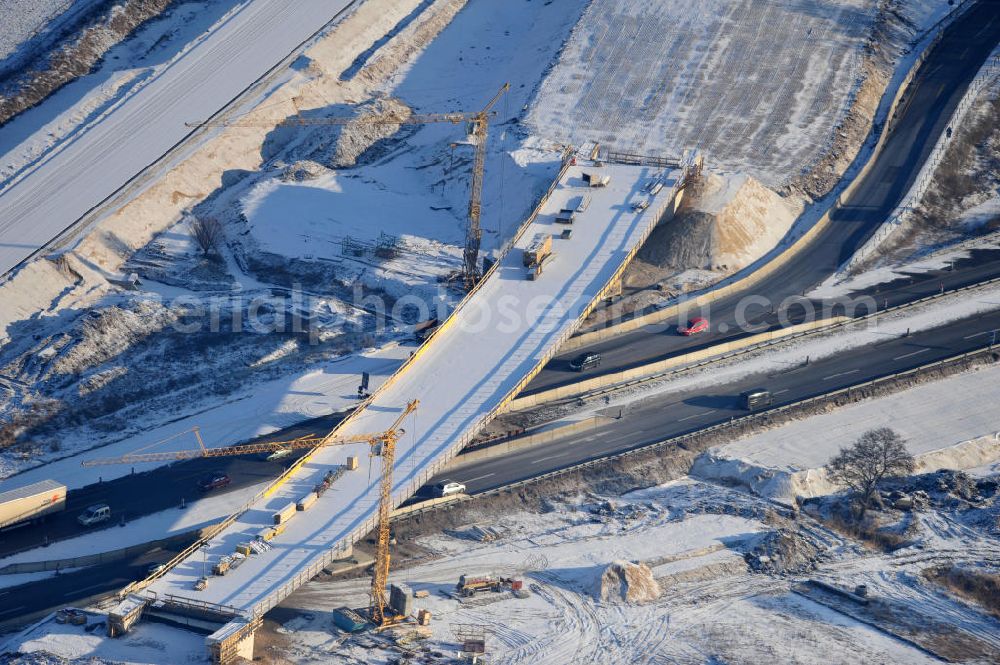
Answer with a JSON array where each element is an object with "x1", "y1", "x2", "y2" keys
[{"x1": 108, "y1": 151, "x2": 697, "y2": 662}]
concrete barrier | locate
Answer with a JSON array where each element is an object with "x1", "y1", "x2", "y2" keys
[
  {"x1": 559, "y1": 24, "x2": 950, "y2": 354},
  {"x1": 509, "y1": 316, "x2": 849, "y2": 411},
  {"x1": 0, "y1": 527, "x2": 209, "y2": 575},
  {"x1": 445, "y1": 415, "x2": 611, "y2": 471},
  {"x1": 389, "y1": 494, "x2": 466, "y2": 520}
]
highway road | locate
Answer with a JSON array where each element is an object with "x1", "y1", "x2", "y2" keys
[
  {"x1": 436, "y1": 309, "x2": 1000, "y2": 495},
  {"x1": 0, "y1": 546, "x2": 185, "y2": 627},
  {"x1": 0, "y1": 410, "x2": 343, "y2": 557},
  {"x1": 8, "y1": 306, "x2": 998, "y2": 623},
  {"x1": 528, "y1": 0, "x2": 1000, "y2": 394},
  {"x1": 0, "y1": 0, "x2": 355, "y2": 277}
]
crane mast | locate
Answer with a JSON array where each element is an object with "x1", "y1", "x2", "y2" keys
[
  {"x1": 187, "y1": 84, "x2": 509, "y2": 291},
  {"x1": 368, "y1": 399, "x2": 419, "y2": 626},
  {"x1": 463, "y1": 82, "x2": 509, "y2": 290}
]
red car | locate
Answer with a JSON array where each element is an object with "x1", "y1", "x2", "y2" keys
[
  {"x1": 679, "y1": 317, "x2": 709, "y2": 336},
  {"x1": 198, "y1": 472, "x2": 231, "y2": 492}
]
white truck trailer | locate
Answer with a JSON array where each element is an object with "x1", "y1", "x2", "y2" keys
[{"x1": 0, "y1": 479, "x2": 67, "y2": 530}]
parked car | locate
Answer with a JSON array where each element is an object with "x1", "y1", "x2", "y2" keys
[
  {"x1": 569, "y1": 352, "x2": 602, "y2": 372},
  {"x1": 679, "y1": 317, "x2": 709, "y2": 336},
  {"x1": 77, "y1": 504, "x2": 111, "y2": 527},
  {"x1": 433, "y1": 481, "x2": 467, "y2": 498},
  {"x1": 198, "y1": 472, "x2": 231, "y2": 492}
]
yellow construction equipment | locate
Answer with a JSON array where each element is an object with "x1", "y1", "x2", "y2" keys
[
  {"x1": 81, "y1": 427, "x2": 371, "y2": 467},
  {"x1": 81, "y1": 398, "x2": 420, "y2": 630},
  {"x1": 187, "y1": 84, "x2": 509, "y2": 289},
  {"x1": 367, "y1": 398, "x2": 418, "y2": 627}
]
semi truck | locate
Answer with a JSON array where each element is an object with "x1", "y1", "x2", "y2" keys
[
  {"x1": 456, "y1": 573, "x2": 523, "y2": 597},
  {"x1": 0, "y1": 479, "x2": 66, "y2": 530}
]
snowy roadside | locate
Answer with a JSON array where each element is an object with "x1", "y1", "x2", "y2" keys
[
  {"x1": 692, "y1": 363, "x2": 1000, "y2": 500},
  {"x1": 0, "y1": 343, "x2": 408, "y2": 489},
  {"x1": 260, "y1": 474, "x2": 1000, "y2": 664}
]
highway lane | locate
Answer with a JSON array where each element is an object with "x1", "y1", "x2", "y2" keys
[
  {"x1": 528, "y1": 0, "x2": 1000, "y2": 394},
  {"x1": 0, "y1": 0, "x2": 355, "y2": 277},
  {"x1": 0, "y1": 454, "x2": 299, "y2": 557},
  {"x1": 0, "y1": 546, "x2": 185, "y2": 627},
  {"x1": 438, "y1": 309, "x2": 1000, "y2": 494}
]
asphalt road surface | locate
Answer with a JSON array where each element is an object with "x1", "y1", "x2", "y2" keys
[
  {"x1": 0, "y1": 411, "x2": 343, "y2": 557},
  {"x1": 0, "y1": 0, "x2": 355, "y2": 277},
  {"x1": 436, "y1": 309, "x2": 1000, "y2": 495},
  {"x1": 528, "y1": 0, "x2": 1000, "y2": 394},
  {"x1": 5, "y1": 0, "x2": 999, "y2": 626},
  {"x1": 0, "y1": 546, "x2": 185, "y2": 627}
]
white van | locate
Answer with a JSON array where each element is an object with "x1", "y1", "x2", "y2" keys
[{"x1": 78, "y1": 504, "x2": 111, "y2": 526}]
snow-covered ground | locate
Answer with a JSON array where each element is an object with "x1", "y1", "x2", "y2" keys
[
  {"x1": 0, "y1": 613, "x2": 206, "y2": 664},
  {"x1": 525, "y1": 0, "x2": 948, "y2": 190},
  {"x1": 693, "y1": 363, "x2": 1000, "y2": 500},
  {"x1": 1, "y1": 343, "x2": 408, "y2": 488},
  {"x1": 261, "y1": 477, "x2": 1000, "y2": 664},
  {"x1": 0, "y1": 0, "x2": 99, "y2": 63}
]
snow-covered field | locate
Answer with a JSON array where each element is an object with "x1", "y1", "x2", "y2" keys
[
  {"x1": 260, "y1": 477, "x2": 1000, "y2": 664},
  {"x1": 1, "y1": 343, "x2": 408, "y2": 487},
  {"x1": 525, "y1": 0, "x2": 944, "y2": 190},
  {"x1": 1, "y1": 613, "x2": 206, "y2": 664},
  {"x1": 693, "y1": 362, "x2": 1000, "y2": 500},
  {"x1": 0, "y1": 0, "x2": 98, "y2": 63}
]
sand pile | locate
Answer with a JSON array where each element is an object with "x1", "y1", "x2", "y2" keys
[
  {"x1": 638, "y1": 171, "x2": 798, "y2": 275},
  {"x1": 598, "y1": 560, "x2": 661, "y2": 604},
  {"x1": 744, "y1": 529, "x2": 820, "y2": 574}
]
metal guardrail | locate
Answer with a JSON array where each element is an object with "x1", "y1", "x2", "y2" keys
[
  {"x1": 396, "y1": 344, "x2": 998, "y2": 521},
  {"x1": 530, "y1": 273, "x2": 1000, "y2": 406},
  {"x1": 843, "y1": 46, "x2": 1000, "y2": 272}
]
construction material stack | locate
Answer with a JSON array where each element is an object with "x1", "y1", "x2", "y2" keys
[{"x1": 523, "y1": 233, "x2": 553, "y2": 280}]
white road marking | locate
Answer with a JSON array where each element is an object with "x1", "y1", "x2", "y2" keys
[
  {"x1": 66, "y1": 583, "x2": 108, "y2": 597},
  {"x1": 773, "y1": 389, "x2": 790, "y2": 395},
  {"x1": 893, "y1": 348, "x2": 931, "y2": 361},
  {"x1": 823, "y1": 369, "x2": 859, "y2": 381},
  {"x1": 679, "y1": 410, "x2": 715, "y2": 422},
  {"x1": 531, "y1": 452, "x2": 569, "y2": 465},
  {"x1": 963, "y1": 331, "x2": 991, "y2": 340},
  {"x1": 462, "y1": 473, "x2": 494, "y2": 484},
  {"x1": 0, "y1": 605, "x2": 24, "y2": 616}
]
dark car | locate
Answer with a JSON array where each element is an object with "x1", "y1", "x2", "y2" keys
[
  {"x1": 198, "y1": 472, "x2": 231, "y2": 492},
  {"x1": 569, "y1": 352, "x2": 601, "y2": 372},
  {"x1": 741, "y1": 389, "x2": 772, "y2": 411}
]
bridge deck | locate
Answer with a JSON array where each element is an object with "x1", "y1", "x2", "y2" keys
[{"x1": 142, "y1": 160, "x2": 685, "y2": 614}]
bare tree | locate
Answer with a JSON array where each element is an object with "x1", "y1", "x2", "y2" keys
[
  {"x1": 828, "y1": 428, "x2": 914, "y2": 518},
  {"x1": 190, "y1": 216, "x2": 223, "y2": 257}
]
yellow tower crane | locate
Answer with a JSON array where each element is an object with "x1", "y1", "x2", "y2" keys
[
  {"x1": 186, "y1": 84, "x2": 510, "y2": 290},
  {"x1": 81, "y1": 400, "x2": 420, "y2": 629},
  {"x1": 366, "y1": 398, "x2": 418, "y2": 626}
]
